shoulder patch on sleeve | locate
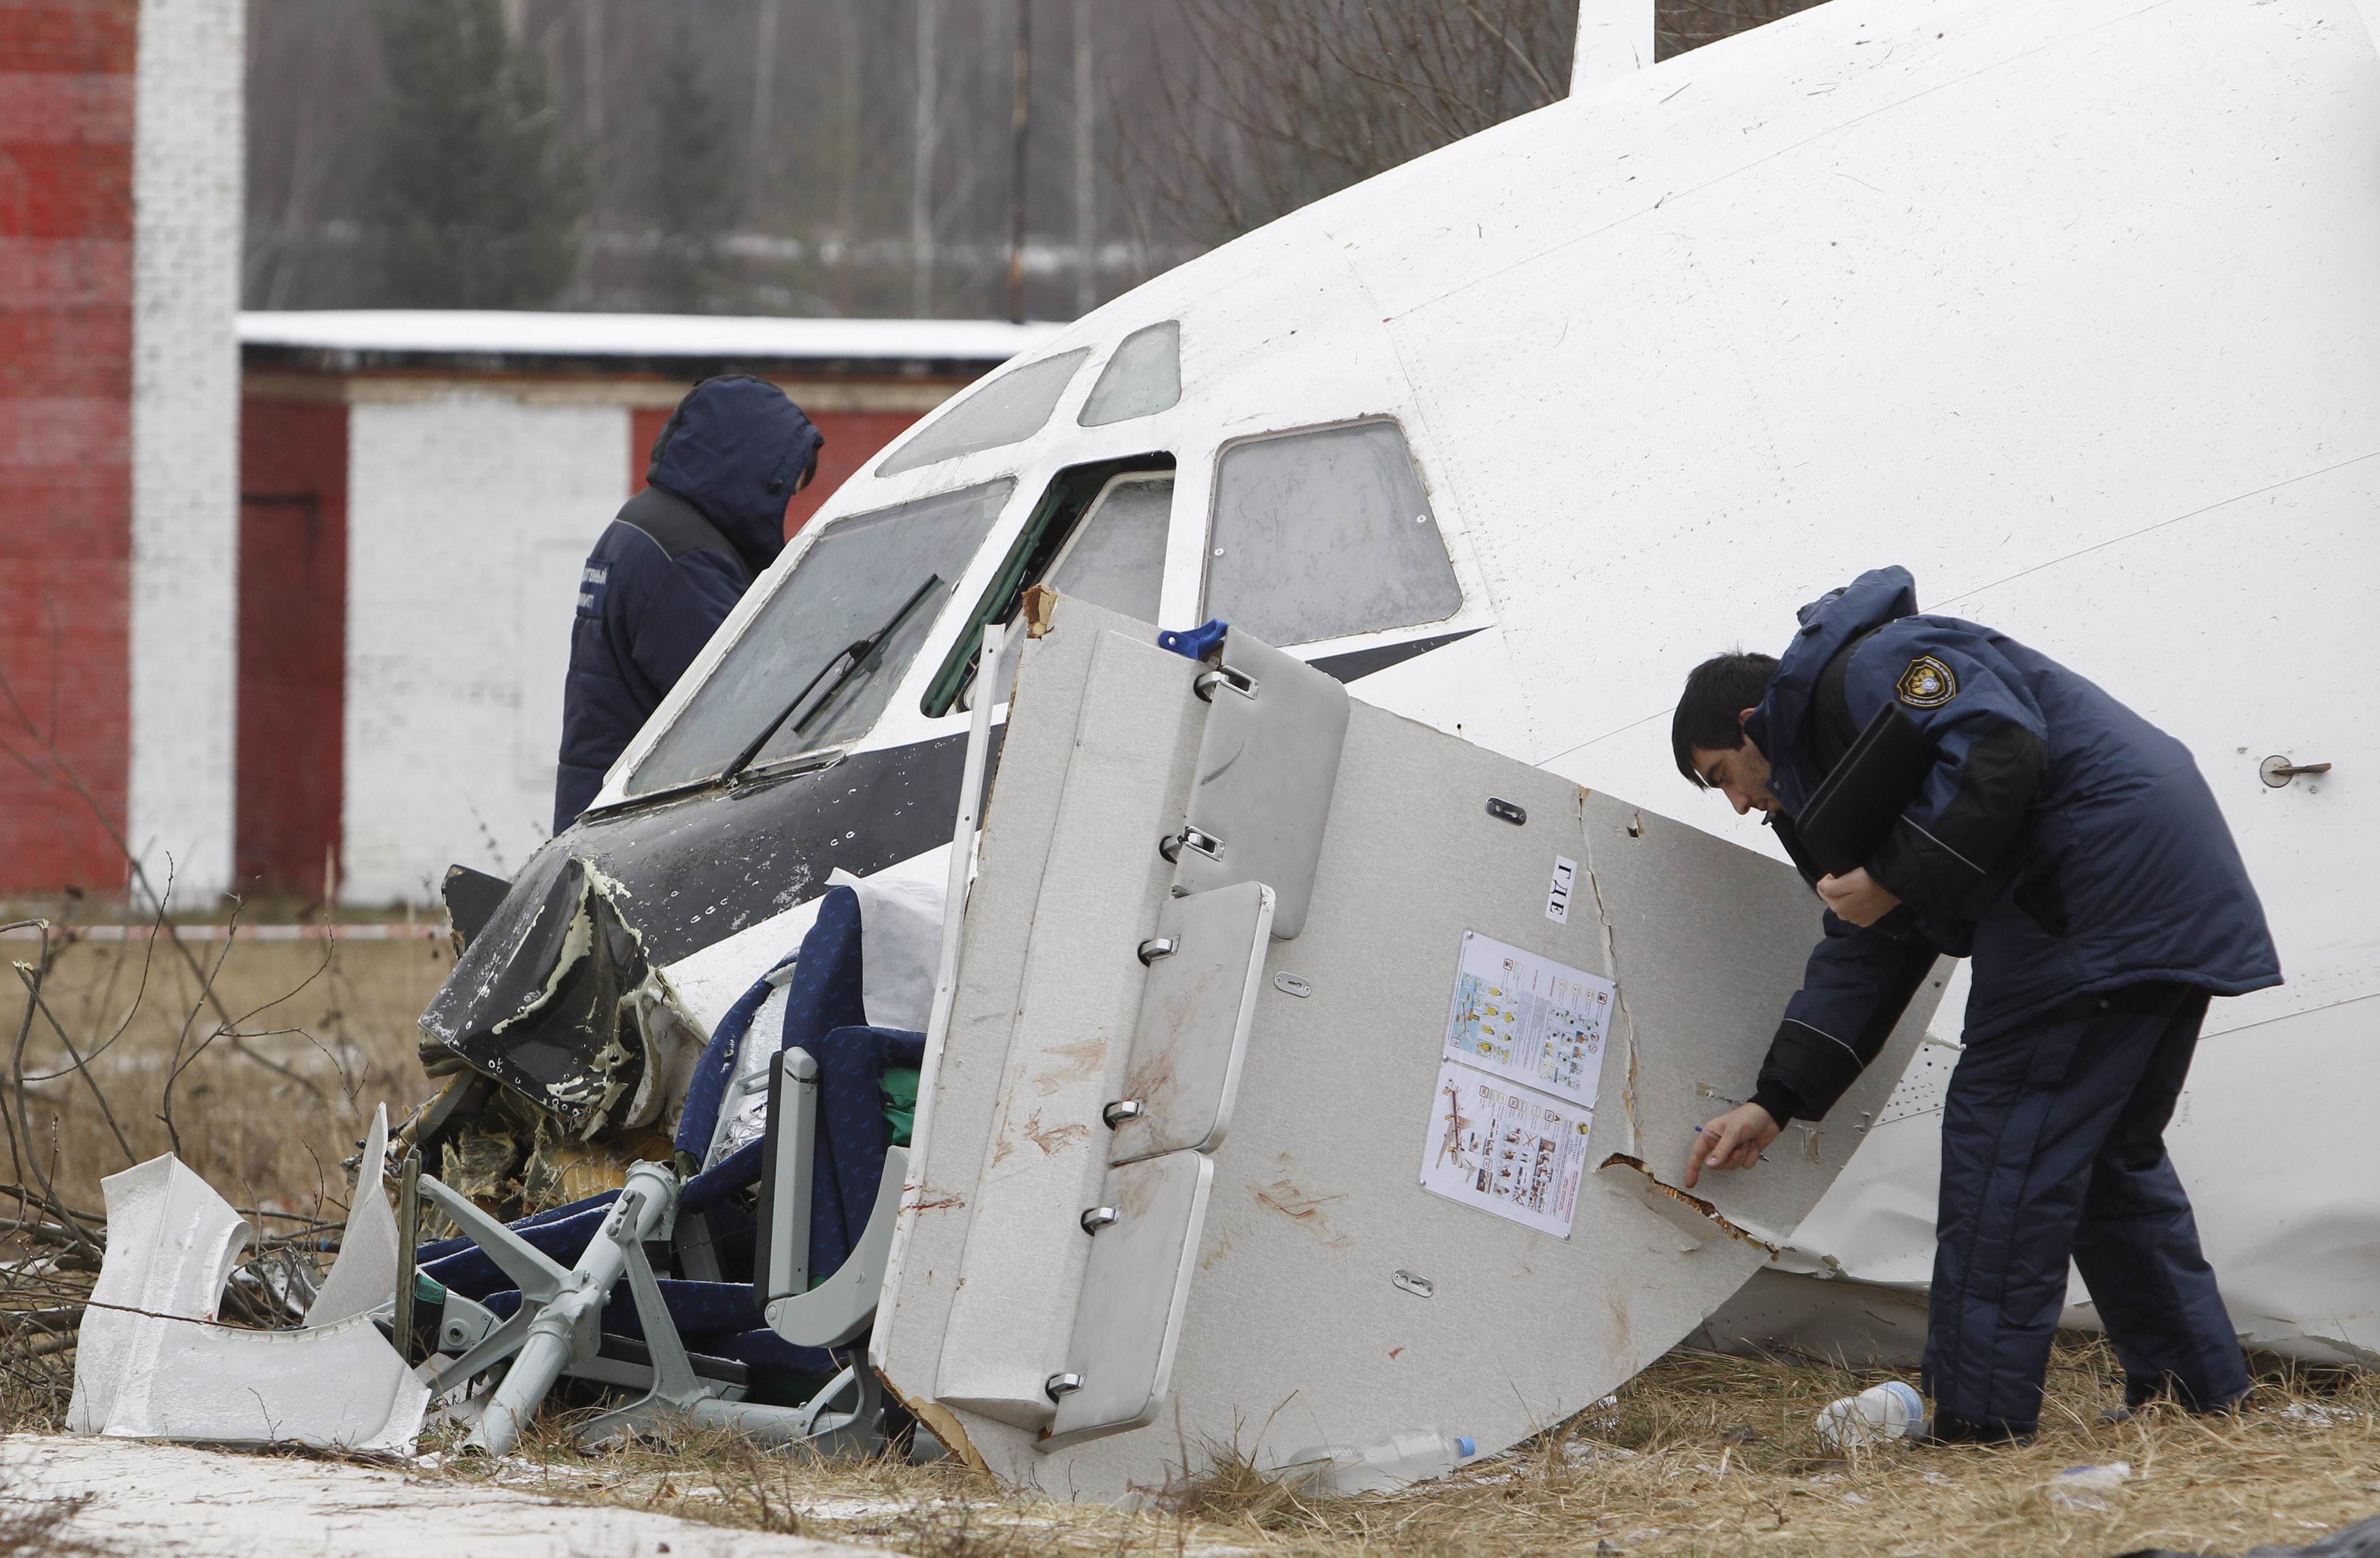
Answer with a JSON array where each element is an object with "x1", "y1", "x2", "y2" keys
[
  {"x1": 575, "y1": 560, "x2": 609, "y2": 618},
  {"x1": 1895, "y1": 654, "x2": 1957, "y2": 709}
]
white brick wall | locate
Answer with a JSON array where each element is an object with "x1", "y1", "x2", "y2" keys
[
  {"x1": 129, "y1": 0, "x2": 245, "y2": 899},
  {"x1": 341, "y1": 394, "x2": 628, "y2": 904}
]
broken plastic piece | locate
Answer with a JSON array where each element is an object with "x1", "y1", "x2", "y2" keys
[
  {"x1": 1815, "y1": 1381, "x2": 1923, "y2": 1449},
  {"x1": 305, "y1": 1106, "x2": 398, "y2": 1328},
  {"x1": 69, "y1": 1122, "x2": 428, "y2": 1455}
]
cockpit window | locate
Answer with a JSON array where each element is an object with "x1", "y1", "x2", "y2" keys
[
  {"x1": 1078, "y1": 322, "x2": 1181, "y2": 426},
  {"x1": 921, "y1": 456, "x2": 1174, "y2": 717},
  {"x1": 875, "y1": 350, "x2": 1091, "y2": 477},
  {"x1": 626, "y1": 479, "x2": 1013, "y2": 797},
  {"x1": 1202, "y1": 421, "x2": 1461, "y2": 646},
  {"x1": 1047, "y1": 473, "x2": 1170, "y2": 622}
]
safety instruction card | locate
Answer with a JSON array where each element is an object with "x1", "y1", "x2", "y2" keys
[
  {"x1": 1420, "y1": 931, "x2": 1615, "y2": 1237},
  {"x1": 1420, "y1": 1060, "x2": 1593, "y2": 1237},
  {"x1": 1440, "y1": 931, "x2": 1614, "y2": 1106}
]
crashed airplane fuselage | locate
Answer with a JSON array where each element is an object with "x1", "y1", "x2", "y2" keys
[{"x1": 424, "y1": 0, "x2": 2380, "y2": 1364}]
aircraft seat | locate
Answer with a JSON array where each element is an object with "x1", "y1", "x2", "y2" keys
[{"x1": 411, "y1": 883, "x2": 925, "y2": 1445}]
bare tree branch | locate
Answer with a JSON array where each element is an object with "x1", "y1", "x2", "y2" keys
[{"x1": 12, "y1": 967, "x2": 137, "y2": 1168}]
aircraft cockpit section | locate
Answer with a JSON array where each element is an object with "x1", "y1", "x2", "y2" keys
[
  {"x1": 420, "y1": 288, "x2": 1517, "y2": 1109},
  {"x1": 404, "y1": 0, "x2": 2380, "y2": 1451}
]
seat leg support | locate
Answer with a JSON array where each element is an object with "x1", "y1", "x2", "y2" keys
[{"x1": 462, "y1": 1162, "x2": 673, "y2": 1456}]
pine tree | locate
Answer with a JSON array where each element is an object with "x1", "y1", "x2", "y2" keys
[
  {"x1": 643, "y1": 33, "x2": 738, "y2": 312},
  {"x1": 367, "y1": 0, "x2": 585, "y2": 308}
]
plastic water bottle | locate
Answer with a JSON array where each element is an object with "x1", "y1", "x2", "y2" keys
[
  {"x1": 1280, "y1": 1427, "x2": 1479, "y2": 1494},
  {"x1": 1815, "y1": 1381, "x2": 1925, "y2": 1449}
]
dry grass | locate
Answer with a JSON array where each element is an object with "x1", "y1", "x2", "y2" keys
[
  {"x1": 4, "y1": 940, "x2": 2374, "y2": 1558},
  {"x1": 0, "y1": 928, "x2": 444, "y2": 1432},
  {"x1": 401, "y1": 1341, "x2": 2380, "y2": 1558},
  {"x1": 15, "y1": 932, "x2": 445, "y2": 1214}
]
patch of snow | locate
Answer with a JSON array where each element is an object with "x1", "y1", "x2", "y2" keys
[
  {"x1": 237, "y1": 310, "x2": 1064, "y2": 367},
  {"x1": 0, "y1": 1436, "x2": 893, "y2": 1557}
]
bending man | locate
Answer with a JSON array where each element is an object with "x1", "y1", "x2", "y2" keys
[{"x1": 1674, "y1": 565, "x2": 2275, "y2": 1440}]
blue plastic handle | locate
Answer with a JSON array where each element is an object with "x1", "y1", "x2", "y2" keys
[{"x1": 1157, "y1": 618, "x2": 1229, "y2": 662}]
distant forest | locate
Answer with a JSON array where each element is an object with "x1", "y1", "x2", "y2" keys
[{"x1": 243, "y1": 0, "x2": 1824, "y2": 320}]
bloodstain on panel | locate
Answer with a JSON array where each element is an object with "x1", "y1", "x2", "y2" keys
[
  {"x1": 1021, "y1": 1111, "x2": 1090, "y2": 1156},
  {"x1": 1254, "y1": 1178, "x2": 1355, "y2": 1249},
  {"x1": 1032, "y1": 1037, "x2": 1107, "y2": 1096}
]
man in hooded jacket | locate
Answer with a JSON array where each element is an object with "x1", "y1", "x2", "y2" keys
[
  {"x1": 1671, "y1": 566, "x2": 2277, "y2": 1441},
  {"x1": 553, "y1": 376, "x2": 823, "y2": 833}
]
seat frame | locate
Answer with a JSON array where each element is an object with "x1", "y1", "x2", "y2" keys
[{"x1": 407, "y1": 1040, "x2": 905, "y2": 1456}]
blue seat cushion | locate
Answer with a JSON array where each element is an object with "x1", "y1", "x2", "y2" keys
[
  {"x1": 419, "y1": 1191, "x2": 619, "y2": 1300},
  {"x1": 677, "y1": 887, "x2": 868, "y2": 1162},
  {"x1": 804, "y1": 1023, "x2": 925, "y2": 1285}
]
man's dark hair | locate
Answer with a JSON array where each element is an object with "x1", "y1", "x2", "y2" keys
[{"x1": 1671, "y1": 652, "x2": 1780, "y2": 786}]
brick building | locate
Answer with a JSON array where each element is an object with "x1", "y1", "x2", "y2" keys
[
  {"x1": 236, "y1": 311, "x2": 1054, "y2": 905},
  {"x1": 1, "y1": 0, "x2": 1044, "y2": 909},
  {"x1": 2, "y1": 0, "x2": 243, "y2": 904}
]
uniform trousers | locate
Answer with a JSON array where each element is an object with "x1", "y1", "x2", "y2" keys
[{"x1": 1922, "y1": 981, "x2": 2248, "y2": 1438}]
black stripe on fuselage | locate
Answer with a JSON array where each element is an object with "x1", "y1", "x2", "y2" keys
[
  {"x1": 1308, "y1": 626, "x2": 1482, "y2": 684},
  {"x1": 441, "y1": 625, "x2": 1476, "y2": 1020},
  {"x1": 590, "y1": 629, "x2": 1478, "y2": 962},
  {"x1": 535, "y1": 732, "x2": 981, "y2": 970}
]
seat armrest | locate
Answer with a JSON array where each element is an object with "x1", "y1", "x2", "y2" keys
[
  {"x1": 750, "y1": 1047, "x2": 820, "y2": 1315},
  {"x1": 765, "y1": 1145, "x2": 906, "y2": 1349}
]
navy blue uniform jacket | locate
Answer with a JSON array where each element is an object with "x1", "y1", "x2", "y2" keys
[
  {"x1": 554, "y1": 377, "x2": 823, "y2": 833},
  {"x1": 1744, "y1": 566, "x2": 2279, "y2": 1125}
]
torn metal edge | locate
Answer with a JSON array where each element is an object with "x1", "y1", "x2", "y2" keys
[{"x1": 1597, "y1": 1153, "x2": 1782, "y2": 1257}]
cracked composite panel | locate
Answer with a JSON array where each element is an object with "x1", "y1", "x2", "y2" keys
[
  {"x1": 425, "y1": 853, "x2": 722, "y2": 1138},
  {"x1": 874, "y1": 597, "x2": 1948, "y2": 1500}
]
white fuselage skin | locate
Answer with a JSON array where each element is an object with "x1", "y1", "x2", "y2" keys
[{"x1": 606, "y1": 0, "x2": 2380, "y2": 1361}]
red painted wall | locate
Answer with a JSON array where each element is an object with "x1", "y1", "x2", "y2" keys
[
  {"x1": 0, "y1": 1, "x2": 138, "y2": 896},
  {"x1": 235, "y1": 399, "x2": 348, "y2": 899},
  {"x1": 630, "y1": 403, "x2": 926, "y2": 541}
]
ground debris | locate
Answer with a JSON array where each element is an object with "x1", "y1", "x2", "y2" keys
[
  {"x1": 5, "y1": 919, "x2": 2380, "y2": 1557},
  {"x1": 10, "y1": 1302, "x2": 2380, "y2": 1556}
]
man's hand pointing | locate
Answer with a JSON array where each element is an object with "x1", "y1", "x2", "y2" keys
[{"x1": 1683, "y1": 1101, "x2": 1780, "y2": 1189}]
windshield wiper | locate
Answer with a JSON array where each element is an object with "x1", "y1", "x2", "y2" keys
[{"x1": 719, "y1": 573, "x2": 944, "y2": 784}]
